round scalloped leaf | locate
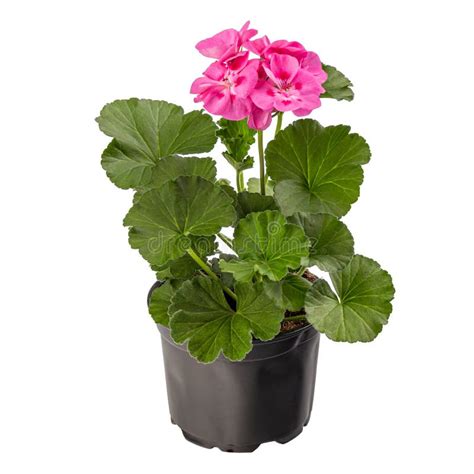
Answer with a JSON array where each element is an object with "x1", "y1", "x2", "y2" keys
[
  {"x1": 235, "y1": 191, "x2": 278, "y2": 219},
  {"x1": 123, "y1": 176, "x2": 235, "y2": 266},
  {"x1": 169, "y1": 277, "x2": 284, "y2": 363},
  {"x1": 147, "y1": 155, "x2": 217, "y2": 189},
  {"x1": 97, "y1": 99, "x2": 217, "y2": 189},
  {"x1": 305, "y1": 255, "x2": 395, "y2": 342},
  {"x1": 221, "y1": 210, "x2": 309, "y2": 281},
  {"x1": 264, "y1": 274, "x2": 312, "y2": 311},
  {"x1": 289, "y1": 212, "x2": 354, "y2": 272},
  {"x1": 148, "y1": 280, "x2": 182, "y2": 326},
  {"x1": 266, "y1": 119, "x2": 370, "y2": 217}
]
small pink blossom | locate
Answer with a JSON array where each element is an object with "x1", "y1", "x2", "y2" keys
[
  {"x1": 190, "y1": 58, "x2": 259, "y2": 121},
  {"x1": 248, "y1": 104, "x2": 272, "y2": 130},
  {"x1": 250, "y1": 53, "x2": 326, "y2": 116}
]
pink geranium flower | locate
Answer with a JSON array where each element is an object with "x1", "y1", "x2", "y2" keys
[
  {"x1": 191, "y1": 23, "x2": 329, "y2": 129},
  {"x1": 195, "y1": 21, "x2": 257, "y2": 63},
  {"x1": 190, "y1": 57, "x2": 259, "y2": 121},
  {"x1": 251, "y1": 53, "x2": 326, "y2": 116}
]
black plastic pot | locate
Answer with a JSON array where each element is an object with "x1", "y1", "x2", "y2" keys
[{"x1": 148, "y1": 282, "x2": 320, "y2": 452}]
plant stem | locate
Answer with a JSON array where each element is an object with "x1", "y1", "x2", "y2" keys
[
  {"x1": 284, "y1": 315, "x2": 307, "y2": 321},
  {"x1": 275, "y1": 112, "x2": 283, "y2": 136},
  {"x1": 217, "y1": 232, "x2": 234, "y2": 250},
  {"x1": 236, "y1": 170, "x2": 244, "y2": 192},
  {"x1": 296, "y1": 266, "x2": 306, "y2": 277},
  {"x1": 258, "y1": 130, "x2": 265, "y2": 195},
  {"x1": 186, "y1": 248, "x2": 237, "y2": 301}
]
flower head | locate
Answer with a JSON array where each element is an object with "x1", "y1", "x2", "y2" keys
[{"x1": 191, "y1": 23, "x2": 328, "y2": 129}]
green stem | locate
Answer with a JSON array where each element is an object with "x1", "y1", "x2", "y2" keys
[
  {"x1": 257, "y1": 130, "x2": 265, "y2": 195},
  {"x1": 275, "y1": 112, "x2": 283, "y2": 136},
  {"x1": 236, "y1": 170, "x2": 245, "y2": 192},
  {"x1": 296, "y1": 266, "x2": 306, "y2": 277},
  {"x1": 217, "y1": 232, "x2": 234, "y2": 250},
  {"x1": 186, "y1": 248, "x2": 237, "y2": 301},
  {"x1": 284, "y1": 315, "x2": 307, "y2": 322}
]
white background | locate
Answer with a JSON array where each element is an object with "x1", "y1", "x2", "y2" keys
[{"x1": 1, "y1": 0, "x2": 473, "y2": 472}]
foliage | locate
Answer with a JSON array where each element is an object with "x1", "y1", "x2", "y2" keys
[{"x1": 99, "y1": 51, "x2": 394, "y2": 363}]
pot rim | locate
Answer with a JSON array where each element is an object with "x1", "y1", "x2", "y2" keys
[{"x1": 158, "y1": 320, "x2": 316, "y2": 346}]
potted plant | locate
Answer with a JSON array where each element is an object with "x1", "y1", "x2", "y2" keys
[{"x1": 97, "y1": 21, "x2": 395, "y2": 452}]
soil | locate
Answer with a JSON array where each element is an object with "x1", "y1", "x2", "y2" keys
[
  {"x1": 280, "y1": 318, "x2": 308, "y2": 333},
  {"x1": 279, "y1": 270, "x2": 318, "y2": 334},
  {"x1": 302, "y1": 269, "x2": 318, "y2": 283}
]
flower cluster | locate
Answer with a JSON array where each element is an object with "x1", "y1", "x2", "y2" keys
[{"x1": 191, "y1": 22, "x2": 328, "y2": 130}]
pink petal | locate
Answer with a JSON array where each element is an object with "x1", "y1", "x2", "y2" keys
[
  {"x1": 233, "y1": 60, "x2": 259, "y2": 98},
  {"x1": 245, "y1": 35, "x2": 270, "y2": 56},
  {"x1": 203, "y1": 61, "x2": 226, "y2": 80},
  {"x1": 293, "y1": 69, "x2": 325, "y2": 95},
  {"x1": 301, "y1": 51, "x2": 323, "y2": 74},
  {"x1": 251, "y1": 81, "x2": 276, "y2": 110},
  {"x1": 226, "y1": 51, "x2": 249, "y2": 72},
  {"x1": 202, "y1": 88, "x2": 231, "y2": 116},
  {"x1": 268, "y1": 54, "x2": 300, "y2": 83},
  {"x1": 239, "y1": 21, "x2": 258, "y2": 44},
  {"x1": 222, "y1": 96, "x2": 252, "y2": 120},
  {"x1": 293, "y1": 105, "x2": 319, "y2": 117},
  {"x1": 266, "y1": 40, "x2": 307, "y2": 61},
  {"x1": 274, "y1": 93, "x2": 300, "y2": 112},
  {"x1": 190, "y1": 76, "x2": 217, "y2": 94},
  {"x1": 196, "y1": 29, "x2": 239, "y2": 59}
]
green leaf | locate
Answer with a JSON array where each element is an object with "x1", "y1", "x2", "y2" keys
[
  {"x1": 217, "y1": 188, "x2": 277, "y2": 225},
  {"x1": 148, "y1": 280, "x2": 182, "y2": 326},
  {"x1": 247, "y1": 177, "x2": 275, "y2": 196},
  {"x1": 101, "y1": 140, "x2": 154, "y2": 190},
  {"x1": 216, "y1": 178, "x2": 231, "y2": 187},
  {"x1": 97, "y1": 99, "x2": 217, "y2": 189},
  {"x1": 266, "y1": 119, "x2": 371, "y2": 217},
  {"x1": 210, "y1": 254, "x2": 236, "y2": 288},
  {"x1": 134, "y1": 155, "x2": 217, "y2": 202},
  {"x1": 220, "y1": 210, "x2": 309, "y2": 281},
  {"x1": 235, "y1": 191, "x2": 278, "y2": 219},
  {"x1": 217, "y1": 119, "x2": 256, "y2": 171},
  {"x1": 147, "y1": 155, "x2": 217, "y2": 189},
  {"x1": 154, "y1": 236, "x2": 217, "y2": 279},
  {"x1": 218, "y1": 259, "x2": 256, "y2": 283},
  {"x1": 264, "y1": 274, "x2": 312, "y2": 311},
  {"x1": 304, "y1": 255, "x2": 395, "y2": 342},
  {"x1": 321, "y1": 65, "x2": 354, "y2": 101},
  {"x1": 123, "y1": 176, "x2": 235, "y2": 266},
  {"x1": 289, "y1": 213, "x2": 354, "y2": 272},
  {"x1": 169, "y1": 277, "x2": 284, "y2": 362},
  {"x1": 220, "y1": 183, "x2": 238, "y2": 203}
]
